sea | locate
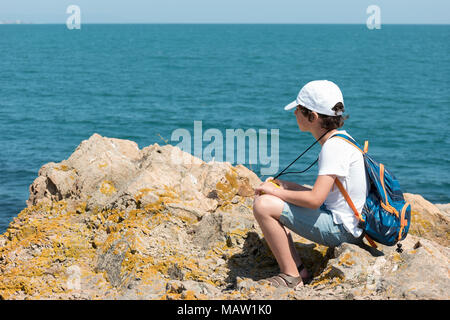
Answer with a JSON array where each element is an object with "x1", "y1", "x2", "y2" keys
[{"x1": 0, "y1": 24, "x2": 449, "y2": 233}]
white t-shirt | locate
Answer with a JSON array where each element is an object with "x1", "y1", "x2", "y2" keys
[{"x1": 318, "y1": 130, "x2": 367, "y2": 237}]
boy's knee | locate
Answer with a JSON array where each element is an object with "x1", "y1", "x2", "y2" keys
[
  {"x1": 253, "y1": 194, "x2": 284, "y2": 218},
  {"x1": 253, "y1": 194, "x2": 269, "y2": 213}
]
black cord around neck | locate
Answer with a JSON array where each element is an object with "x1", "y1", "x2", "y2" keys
[{"x1": 272, "y1": 128, "x2": 334, "y2": 179}]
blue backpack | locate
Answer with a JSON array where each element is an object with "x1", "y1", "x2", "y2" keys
[{"x1": 331, "y1": 134, "x2": 411, "y2": 249}]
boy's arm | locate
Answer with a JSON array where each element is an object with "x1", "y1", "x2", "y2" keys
[
  {"x1": 272, "y1": 178, "x2": 312, "y2": 191},
  {"x1": 272, "y1": 175, "x2": 335, "y2": 209}
]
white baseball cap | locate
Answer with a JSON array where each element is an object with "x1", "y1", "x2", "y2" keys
[{"x1": 284, "y1": 80, "x2": 344, "y2": 116}]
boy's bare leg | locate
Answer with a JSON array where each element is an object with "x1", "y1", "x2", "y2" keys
[
  {"x1": 253, "y1": 194, "x2": 300, "y2": 277},
  {"x1": 284, "y1": 226, "x2": 310, "y2": 279}
]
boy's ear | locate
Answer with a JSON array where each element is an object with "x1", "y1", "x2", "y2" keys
[{"x1": 309, "y1": 111, "x2": 319, "y2": 122}]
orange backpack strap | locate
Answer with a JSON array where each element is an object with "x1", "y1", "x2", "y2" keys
[{"x1": 334, "y1": 179, "x2": 378, "y2": 248}]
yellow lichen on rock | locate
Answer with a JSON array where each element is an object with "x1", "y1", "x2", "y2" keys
[
  {"x1": 338, "y1": 252, "x2": 355, "y2": 266},
  {"x1": 98, "y1": 162, "x2": 108, "y2": 169},
  {"x1": 215, "y1": 169, "x2": 240, "y2": 202},
  {"x1": 410, "y1": 210, "x2": 433, "y2": 235},
  {"x1": 99, "y1": 180, "x2": 116, "y2": 195},
  {"x1": 134, "y1": 188, "x2": 154, "y2": 202},
  {"x1": 56, "y1": 164, "x2": 70, "y2": 171},
  {"x1": 0, "y1": 200, "x2": 99, "y2": 299}
]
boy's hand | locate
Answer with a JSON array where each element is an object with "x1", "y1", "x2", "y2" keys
[{"x1": 254, "y1": 177, "x2": 283, "y2": 197}]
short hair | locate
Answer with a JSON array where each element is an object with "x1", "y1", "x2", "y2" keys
[{"x1": 300, "y1": 102, "x2": 348, "y2": 130}]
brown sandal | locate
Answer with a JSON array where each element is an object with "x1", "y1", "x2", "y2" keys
[{"x1": 259, "y1": 272, "x2": 304, "y2": 289}]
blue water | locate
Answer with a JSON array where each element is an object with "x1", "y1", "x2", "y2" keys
[{"x1": 0, "y1": 24, "x2": 449, "y2": 233}]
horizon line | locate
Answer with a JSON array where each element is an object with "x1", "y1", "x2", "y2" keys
[{"x1": 1, "y1": 22, "x2": 449, "y2": 25}]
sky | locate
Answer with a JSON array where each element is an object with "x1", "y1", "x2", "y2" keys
[{"x1": 0, "y1": 0, "x2": 449, "y2": 24}]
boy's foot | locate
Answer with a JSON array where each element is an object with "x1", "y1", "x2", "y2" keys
[{"x1": 259, "y1": 272, "x2": 303, "y2": 289}]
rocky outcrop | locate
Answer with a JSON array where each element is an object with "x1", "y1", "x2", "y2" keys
[
  {"x1": 404, "y1": 193, "x2": 449, "y2": 247},
  {"x1": 0, "y1": 133, "x2": 448, "y2": 300}
]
